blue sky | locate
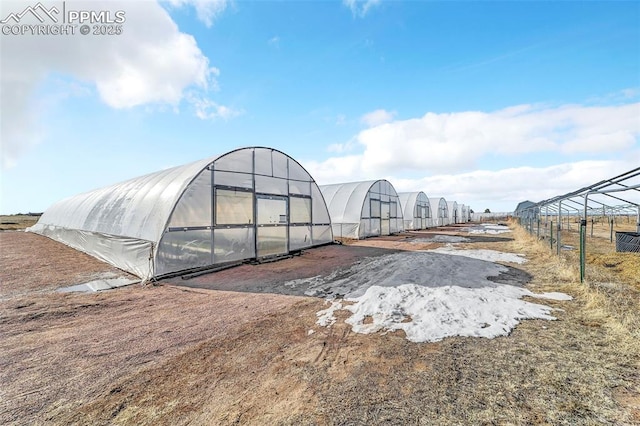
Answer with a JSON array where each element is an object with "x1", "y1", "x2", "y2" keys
[{"x1": 1, "y1": 0, "x2": 639, "y2": 214}]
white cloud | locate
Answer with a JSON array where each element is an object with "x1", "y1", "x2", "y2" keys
[
  {"x1": 302, "y1": 99, "x2": 640, "y2": 211},
  {"x1": 189, "y1": 95, "x2": 243, "y2": 120},
  {"x1": 0, "y1": 0, "x2": 234, "y2": 168},
  {"x1": 387, "y1": 158, "x2": 640, "y2": 212},
  {"x1": 167, "y1": 0, "x2": 230, "y2": 27},
  {"x1": 360, "y1": 108, "x2": 396, "y2": 127},
  {"x1": 343, "y1": 0, "x2": 381, "y2": 17},
  {"x1": 268, "y1": 36, "x2": 280, "y2": 47},
  {"x1": 346, "y1": 102, "x2": 639, "y2": 176}
]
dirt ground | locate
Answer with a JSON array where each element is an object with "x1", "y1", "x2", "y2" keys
[{"x1": 1, "y1": 224, "x2": 639, "y2": 425}]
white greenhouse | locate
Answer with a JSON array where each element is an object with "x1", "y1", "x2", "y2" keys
[
  {"x1": 28, "y1": 147, "x2": 334, "y2": 280},
  {"x1": 459, "y1": 204, "x2": 468, "y2": 223},
  {"x1": 398, "y1": 192, "x2": 432, "y2": 230},
  {"x1": 447, "y1": 201, "x2": 459, "y2": 224},
  {"x1": 428, "y1": 197, "x2": 449, "y2": 227},
  {"x1": 320, "y1": 180, "x2": 404, "y2": 239}
]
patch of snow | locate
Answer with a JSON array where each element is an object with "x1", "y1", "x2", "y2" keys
[
  {"x1": 307, "y1": 250, "x2": 571, "y2": 343},
  {"x1": 316, "y1": 300, "x2": 343, "y2": 327},
  {"x1": 532, "y1": 292, "x2": 573, "y2": 301},
  {"x1": 427, "y1": 245, "x2": 527, "y2": 264},
  {"x1": 412, "y1": 235, "x2": 470, "y2": 243},
  {"x1": 341, "y1": 284, "x2": 571, "y2": 343},
  {"x1": 307, "y1": 329, "x2": 315, "y2": 335},
  {"x1": 468, "y1": 223, "x2": 512, "y2": 235}
]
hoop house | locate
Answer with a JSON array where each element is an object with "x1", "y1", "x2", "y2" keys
[
  {"x1": 459, "y1": 204, "x2": 469, "y2": 223},
  {"x1": 447, "y1": 201, "x2": 459, "y2": 224},
  {"x1": 320, "y1": 180, "x2": 404, "y2": 239},
  {"x1": 398, "y1": 192, "x2": 431, "y2": 230},
  {"x1": 427, "y1": 197, "x2": 449, "y2": 226},
  {"x1": 28, "y1": 147, "x2": 333, "y2": 280}
]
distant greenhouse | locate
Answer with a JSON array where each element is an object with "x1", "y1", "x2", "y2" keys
[
  {"x1": 320, "y1": 180, "x2": 404, "y2": 239},
  {"x1": 447, "y1": 201, "x2": 459, "y2": 224},
  {"x1": 460, "y1": 204, "x2": 470, "y2": 223},
  {"x1": 514, "y1": 200, "x2": 539, "y2": 220},
  {"x1": 29, "y1": 147, "x2": 333, "y2": 280},
  {"x1": 428, "y1": 197, "x2": 449, "y2": 227},
  {"x1": 398, "y1": 192, "x2": 431, "y2": 230}
]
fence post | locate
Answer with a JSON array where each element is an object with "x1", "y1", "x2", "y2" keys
[
  {"x1": 557, "y1": 221, "x2": 561, "y2": 256},
  {"x1": 537, "y1": 219, "x2": 540, "y2": 239},
  {"x1": 591, "y1": 218, "x2": 594, "y2": 238},
  {"x1": 550, "y1": 220, "x2": 554, "y2": 251},
  {"x1": 610, "y1": 217, "x2": 614, "y2": 243},
  {"x1": 580, "y1": 219, "x2": 586, "y2": 283}
]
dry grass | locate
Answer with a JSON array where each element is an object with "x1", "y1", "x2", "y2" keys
[
  {"x1": 0, "y1": 215, "x2": 39, "y2": 231},
  {"x1": 2, "y1": 227, "x2": 640, "y2": 424}
]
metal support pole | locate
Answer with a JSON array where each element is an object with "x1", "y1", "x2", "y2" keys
[
  {"x1": 591, "y1": 218, "x2": 594, "y2": 238},
  {"x1": 545, "y1": 205, "x2": 549, "y2": 225},
  {"x1": 550, "y1": 220, "x2": 554, "y2": 251},
  {"x1": 537, "y1": 219, "x2": 540, "y2": 239},
  {"x1": 557, "y1": 220, "x2": 561, "y2": 256},
  {"x1": 580, "y1": 219, "x2": 586, "y2": 283},
  {"x1": 558, "y1": 201, "x2": 562, "y2": 231}
]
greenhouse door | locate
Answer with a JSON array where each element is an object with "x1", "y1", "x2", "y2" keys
[
  {"x1": 256, "y1": 195, "x2": 289, "y2": 258},
  {"x1": 381, "y1": 202, "x2": 390, "y2": 235}
]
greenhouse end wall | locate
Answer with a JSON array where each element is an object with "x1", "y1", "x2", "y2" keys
[
  {"x1": 398, "y1": 192, "x2": 431, "y2": 230},
  {"x1": 156, "y1": 148, "x2": 333, "y2": 276},
  {"x1": 320, "y1": 180, "x2": 404, "y2": 239}
]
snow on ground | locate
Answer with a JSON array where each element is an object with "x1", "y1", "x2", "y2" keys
[
  {"x1": 412, "y1": 235, "x2": 470, "y2": 243},
  {"x1": 468, "y1": 223, "x2": 512, "y2": 235},
  {"x1": 342, "y1": 284, "x2": 570, "y2": 343},
  {"x1": 427, "y1": 245, "x2": 527, "y2": 264},
  {"x1": 305, "y1": 250, "x2": 571, "y2": 343}
]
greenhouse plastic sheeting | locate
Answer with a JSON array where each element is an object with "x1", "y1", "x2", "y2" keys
[
  {"x1": 398, "y1": 192, "x2": 432, "y2": 230},
  {"x1": 447, "y1": 201, "x2": 459, "y2": 224},
  {"x1": 427, "y1": 197, "x2": 449, "y2": 227},
  {"x1": 320, "y1": 180, "x2": 404, "y2": 239},
  {"x1": 29, "y1": 147, "x2": 333, "y2": 279}
]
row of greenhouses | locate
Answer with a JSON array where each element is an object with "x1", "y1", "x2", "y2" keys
[{"x1": 29, "y1": 147, "x2": 471, "y2": 280}]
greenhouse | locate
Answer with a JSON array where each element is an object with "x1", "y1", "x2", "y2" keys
[
  {"x1": 447, "y1": 201, "x2": 459, "y2": 224},
  {"x1": 398, "y1": 192, "x2": 431, "y2": 230},
  {"x1": 320, "y1": 180, "x2": 404, "y2": 239},
  {"x1": 28, "y1": 147, "x2": 333, "y2": 280},
  {"x1": 428, "y1": 197, "x2": 449, "y2": 227},
  {"x1": 458, "y1": 204, "x2": 465, "y2": 223},
  {"x1": 459, "y1": 204, "x2": 470, "y2": 223}
]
